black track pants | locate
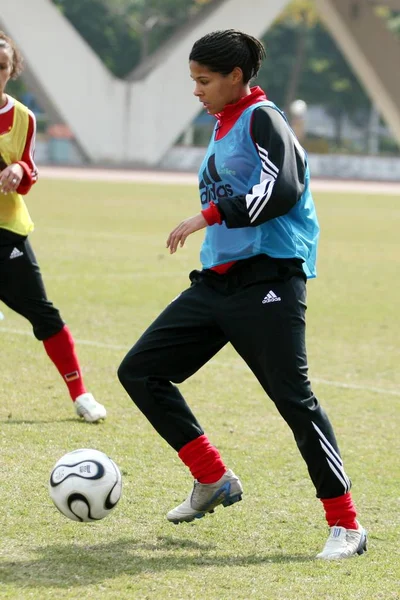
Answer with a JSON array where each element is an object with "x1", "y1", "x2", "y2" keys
[
  {"x1": 118, "y1": 256, "x2": 351, "y2": 499},
  {"x1": 0, "y1": 234, "x2": 64, "y2": 340}
]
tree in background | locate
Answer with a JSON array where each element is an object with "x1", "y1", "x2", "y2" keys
[
  {"x1": 257, "y1": 0, "x2": 371, "y2": 151},
  {"x1": 52, "y1": 0, "x2": 211, "y2": 75},
  {"x1": 375, "y1": 5, "x2": 400, "y2": 36},
  {"x1": 47, "y1": 0, "x2": 399, "y2": 154},
  {"x1": 52, "y1": 0, "x2": 140, "y2": 77},
  {"x1": 107, "y1": 0, "x2": 213, "y2": 61},
  {"x1": 268, "y1": 0, "x2": 319, "y2": 115}
]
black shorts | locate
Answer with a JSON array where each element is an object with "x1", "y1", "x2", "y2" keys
[{"x1": 0, "y1": 229, "x2": 64, "y2": 340}]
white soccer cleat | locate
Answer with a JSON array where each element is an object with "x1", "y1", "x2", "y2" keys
[
  {"x1": 316, "y1": 522, "x2": 367, "y2": 560},
  {"x1": 74, "y1": 393, "x2": 107, "y2": 423},
  {"x1": 167, "y1": 469, "x2": 243, "y2": 524}
]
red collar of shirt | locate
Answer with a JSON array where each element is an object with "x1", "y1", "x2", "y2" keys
[{"x1": 214, "y1": 86, "x2": 267, "y2": 140}]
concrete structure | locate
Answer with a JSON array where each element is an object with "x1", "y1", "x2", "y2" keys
[
  {"x1": 315, "y1": 0, "x2": 400, "y2": 144},
  {"x1": 159, "y1": 143, "x2": 400, "y2": 181},
  {"x1": 0, "y1": 0, "x2": 399, "y2": 166},
  {"x1": 0, "y1": 0, "x2": 287, "y2": 165}
]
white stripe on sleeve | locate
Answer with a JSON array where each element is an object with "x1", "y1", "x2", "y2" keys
[{"x1": 246, "y1": 144, "x2": 280, "y2": 223}]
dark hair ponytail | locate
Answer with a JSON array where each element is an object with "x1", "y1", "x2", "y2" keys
[{"x1": 189, "y1": 29, "x2": 266, "y2": 83}]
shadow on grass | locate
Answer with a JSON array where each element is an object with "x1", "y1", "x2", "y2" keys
[{"x1": 0, "y1": 536, "x2": 314, "y2": 588}]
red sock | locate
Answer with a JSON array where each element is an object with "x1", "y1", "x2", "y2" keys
[
  {"x1": 178, "y1": 434, "x2": 227, "y2": 484},
  {"x1": 43, "y1": 325, "x2": 86, "y2": 401},
  {"x1": 321, "y1": 492, "x2": 358, "y2": 530}
]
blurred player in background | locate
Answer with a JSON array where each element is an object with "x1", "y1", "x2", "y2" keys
[
  {"x1": 118, "y1": 29, "x2": 366, "y2": 559},
  {"x1": 0, "y1": 31, "x2": 106, "y2": 422}
]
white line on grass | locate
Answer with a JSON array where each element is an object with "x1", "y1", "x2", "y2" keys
[
  {"x1": 212, "y1": 358, "x2": 400, "y2": 398},
  {"x1": 0, "y1": 326, "x2": 127, "y2": 351},
  {"x1": 1, "y1": 326, "x2": 399, "y2": 397},
  {"x1": 43, "y1": 272, "x2": 181, "y2": 280},
  {"x1": 312, "y1": 377, "x2": 400, "y2": 396},
  {"x1": 38, "y1": 166, "x2": 400, "y2": 195}
]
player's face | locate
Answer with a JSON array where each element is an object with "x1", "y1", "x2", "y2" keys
[
  {"x1": 0, "y1": 46, "x2": 13, "y2": 99},
  {"x1": 190, "y1": 61, "x2": 243, "y2": 115}
]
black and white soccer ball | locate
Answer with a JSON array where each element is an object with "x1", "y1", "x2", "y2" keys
[{"x1": 49, "y1": 448, "x2": 122, "y2": 522}]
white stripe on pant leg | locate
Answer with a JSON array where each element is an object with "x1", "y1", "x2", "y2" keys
[
  {"x1": 320, "y1": 440, "x2": 352, "y2": 491},
  {"x1": 313, "y1": 422, "x2": 352, "y2": 492},
  {"x1": 327, "y1": 458, "x2": 350, "y2": 493},
  {"x1": 312, "y1": 422, "x2": 343, "y2": 464},
  {"x1": 320, "y1": 439, "x2": 344, "y2": 469},
  {"x1": 320, "y1": 439, "x2": 351, "y2": 489}
]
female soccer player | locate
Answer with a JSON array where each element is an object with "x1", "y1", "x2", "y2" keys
[
  {"x1": 0, "y1": 31, "x2": 106, "y2": 422},
  {"x1": 118, "y1": 29, "x2": 366, "y2": 559}
]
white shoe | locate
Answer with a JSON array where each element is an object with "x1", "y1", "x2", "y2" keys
[
  {"x1": 316, "y1": 522, "x2": 367, "y2": 560},
  {"x1": 74, "y1": 393, "x2": 107, "y2": 423},
  {"x1": 167, "y1": 469, "x2": 243, "y2": 524}
]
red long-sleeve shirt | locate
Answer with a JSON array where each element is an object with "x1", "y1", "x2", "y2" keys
[{"x1": 0, "y1": 95, "x2": 38, "y2": 194}]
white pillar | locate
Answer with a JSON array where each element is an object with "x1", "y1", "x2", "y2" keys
[{"x1": 315, "y1": 0, "x2": 400, "y2": 146}]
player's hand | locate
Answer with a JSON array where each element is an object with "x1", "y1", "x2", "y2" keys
[
  {"x1": 0, "y1": 163, "x2": 24, "y2": 194},
  {"x1": 166, "y1": 213, "x2": 207, "y2": 254}
]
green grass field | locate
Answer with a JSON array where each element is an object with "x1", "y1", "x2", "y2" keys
[{"x1": 0, "y1": 178, "x2": 399, "y2": 600}]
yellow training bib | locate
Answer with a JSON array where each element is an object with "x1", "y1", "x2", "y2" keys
[{"x1": 0, "y1": 97, "x2": 34, "y2": 236}]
